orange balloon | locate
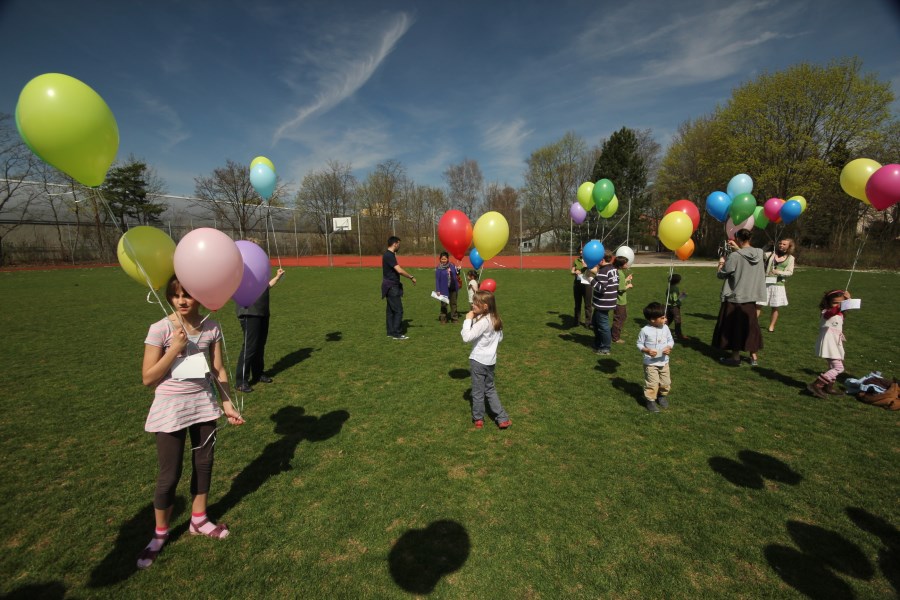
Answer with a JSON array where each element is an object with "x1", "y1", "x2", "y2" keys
[{"x1": 675, "y1": 239, "x2": 695, "y2": 261}]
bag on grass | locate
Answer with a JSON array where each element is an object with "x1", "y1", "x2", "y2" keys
[{"x1": 857, "y1": 382, "x2": 899, "y2": 411}]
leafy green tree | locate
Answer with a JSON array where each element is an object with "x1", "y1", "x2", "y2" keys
[
  {"x1": 591, "y1": 127, "x2": 650, "y2": 246},
  {"x1": 101, "y1": 157, "x2": 166, "y2": 228}
]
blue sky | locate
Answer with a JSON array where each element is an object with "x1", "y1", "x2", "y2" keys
[{"x1": 2, "y1": 0, "x2": 899, "y2": 197}]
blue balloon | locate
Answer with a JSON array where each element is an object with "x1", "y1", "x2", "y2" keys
[
  {"x1": 727, "y1": 173, "x2": 753, "y2": 198},
  {"x1": 705, "y1": 191, "x2": 732, "y2": 223},
  {"x1": 780, "y1": 199, "x2": 802, "y2": 224},
  {"x1": 250, "y1": 163, "x2": 277, "y2": 200},
  {"x1": 469, "y1": 247, "x2": 484, "y2": 270},
  {"x1": 582, "y1": 240, "x2": 605, "y2": 268}
]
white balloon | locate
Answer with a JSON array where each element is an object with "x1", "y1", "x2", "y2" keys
[{"x1": 615, "y1": 246, "x2": 635, "y2": 267}]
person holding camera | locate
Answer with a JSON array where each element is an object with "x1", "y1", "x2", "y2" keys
[
  {"x1": 712, "y1": 229, "x2": 766, "y2": 366},
  {"x1": 756, "y1": 238, "x2": 796, "y2": 332}
]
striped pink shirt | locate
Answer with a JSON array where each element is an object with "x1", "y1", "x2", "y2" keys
[{"x1": 143, "y1": 317, "x2": 224, "y2": 433}]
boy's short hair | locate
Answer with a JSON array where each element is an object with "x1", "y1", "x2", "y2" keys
[
  {"x1": 643, "y1": 302, "x2": 666, "y2": 320},
  {"x1": 467, "y1": 270, "x2": 477, "y2": 279},
  {"x1": 669, "y1": 273, "x2": 681, "y2": 285},
  {"x1": 387, "y1": 236, "x2": 401, "y2": 247}
]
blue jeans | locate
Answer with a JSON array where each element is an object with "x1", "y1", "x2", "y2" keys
[
  {"x1": 385, "y1": 286, "x2": 404, "y2": 337},
  {"x1": 592, "y1": 309, "x2": 611, "y2": 351}
]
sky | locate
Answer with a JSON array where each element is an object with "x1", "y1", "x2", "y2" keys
[{"x1": 1, "y1": 0, "x2": 899, "y2": 198}]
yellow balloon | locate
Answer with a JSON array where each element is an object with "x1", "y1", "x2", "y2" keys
[
  {"x1": 599, "y1": 195, "x2": 618, "y2": 218},
  {"x1": 250, "y1": 156, "x2": 276, "y2": 173},
  {"x1": 577, "y1": 182, "x2": 595, "y2": 210},
  {"x1": 840, "y1": 158, "x2": 880, "y2": 203},
  {"x1": 15, "y1": 73, "x2": 119, "y2": 187},
  {"x1": 788, "y1": 195, "x2": 807, "y2": 213},
  {"x1": 117, "y1": 226, "x2": 176, "y2": 290},
  {"x1": 658, "y1": 212, "x2": 693, "y2": 251},
  {"x1": 472, "y1": 211, "x2": 509, "y2": 261}
]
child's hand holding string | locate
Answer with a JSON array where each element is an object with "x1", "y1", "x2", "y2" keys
[{"x1": 223, "y1": 400, "x2": 245, "y2": 426}]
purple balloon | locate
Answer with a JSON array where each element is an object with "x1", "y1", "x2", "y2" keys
[
  {"x1": 232, "y1": 241, "x2": 272, "y2": 307},
  {"x1": 570, "y1": 201, "x2": 587, "y2": 224}
]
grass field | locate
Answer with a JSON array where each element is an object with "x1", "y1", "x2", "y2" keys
[{"x1": 0, "y1": 264, "x2": 898, "y2": 599}]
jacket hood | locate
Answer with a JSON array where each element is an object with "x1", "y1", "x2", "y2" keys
[{"x1": 737, "y1": 247, "x2": 763, "y2": 264}]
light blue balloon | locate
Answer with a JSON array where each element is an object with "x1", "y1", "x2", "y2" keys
[
  {"x1": 469, "y1": 247, "x2": 484, "y2": 270},
  {"x1": 705, "y1": 191, "x2": 732, "y2": 223},
  {"x1": 250, "y1": 163, "x2": 277, "y2": 200},
  {"x1": 780, "y1": 199, "x2": 802, "y2": 224},
  {"x1": 727, "y1": 173, "x2": 753, "y2": 199},
  {"x1": 582, "y1": 240, "x2": 605, "y2": 268}
]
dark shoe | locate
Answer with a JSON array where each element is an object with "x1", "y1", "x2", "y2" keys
[
  {"x1": 136, "y1": 531, "x2": 169, "y2": 570},
  {"x1": 235, "y1": 383, "x2": 253, "y2": 393},
  {"x1": 257, "y1": 375, "x2": 273, "y2": 384},
  {"x1": 719, "y1": 358, "x2": 741, "y2": 367},
  {"x1": 657, "y1": 396, "x2": 669, "y2": 409},
  {"x1": 806, "y1": 381, "x2": 828, "y2": 399},
  {"x1": 645, "y1": 399, "x2": 660, "y2": 413},
  {"x1": 497, "y1": 420, "x2": 511, "y2": 429}
]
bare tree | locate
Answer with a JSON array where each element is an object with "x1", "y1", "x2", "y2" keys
[
  {"x1": 443, "y1": 158, "x2": 483, "y2": 217},
  {"x1": 295, "y1": 160, "x2": 357, "y2": 251},
  {"x1": 0, "y1": 114, "x2": 45, "y2": 264},
  {"x1": 357, "y1": 160, "x2": 407, "y2": 252},
  {"x1": 193, "y1": 159, "x2": 286, "y2": 237}
]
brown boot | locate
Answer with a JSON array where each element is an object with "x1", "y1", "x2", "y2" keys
[
  {"x1": 439, "y1": 315, "x2": 447, "y2": 324},
  {"x1": 824, "y1": 383, "x2": 843, "y2": 395},
  {"x1": 806, "y1": 379, "x2": 828, "y2": 399}
]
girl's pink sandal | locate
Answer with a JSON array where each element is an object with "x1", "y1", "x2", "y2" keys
[{"x1": 189, "y1": 517, "x2": 229, "y2": 539}]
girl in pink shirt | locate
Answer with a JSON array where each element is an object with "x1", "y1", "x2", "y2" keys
[{"x1": 137, "y1": 276, "x2": 244, "y2": 569}]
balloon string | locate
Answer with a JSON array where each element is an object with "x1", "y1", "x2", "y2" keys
[
  {"x1": 600, "y1": 211, "x2": 628, "y2": 245},
  {"x1": 212, "y1": 311, "x2": 243, "y2": 417},
  {"x1": 845, "y1": 226, "x2": 871, "y2": 291},
  {"x1": 663, "y1": 253, "x2": 676, "y2": 315}
]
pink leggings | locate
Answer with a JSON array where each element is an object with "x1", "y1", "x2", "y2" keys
[{"x1": 821, "y1": 359, "x2": 844, "y2": 383}]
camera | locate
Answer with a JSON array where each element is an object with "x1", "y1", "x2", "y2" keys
[{"x1": 717, "y1": 243, "x2": 732, "y2": 258}]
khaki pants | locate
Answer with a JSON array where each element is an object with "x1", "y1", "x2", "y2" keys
[{"x1": 643, "y1": 362, "x2": 671, "y2": 400}]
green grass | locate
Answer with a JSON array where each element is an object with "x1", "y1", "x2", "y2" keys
[{"x1": 0, "y1": 264, "x2": 898, "y2": 599}]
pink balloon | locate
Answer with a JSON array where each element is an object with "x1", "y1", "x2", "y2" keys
[
  {"x1": 570, "y1": 201, "x2": 587, "y2": 224},
  {"x1": 763, "y1": 197, "x2": 784, "y2": 223},
  {"x1": 173, "y1": 228, "x2": 244, "y2": 310},
  {"x1": 233, "y1": 241, "x2": 272, "y2": 307},
  {"x1": 865, "y1": 164, "x2": 900, "y2": 211},
  {"x1": 725, "y1": 215, "x2": 754, "y2": 240}
]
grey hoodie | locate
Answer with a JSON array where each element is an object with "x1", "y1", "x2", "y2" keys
[{"x1": 717, "y1": 246, "x2": 766, "y2": 303}]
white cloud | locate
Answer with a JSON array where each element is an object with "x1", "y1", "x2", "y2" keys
[
  {"x1": 482, "y1": 119, "x2": 532, "y2": 172},
  {"x1": 134, "y1": 92, "x2": 190, "y2": 149},
  {"x1": 273, "y1": 12, "x2": 414, "y2": 143}
]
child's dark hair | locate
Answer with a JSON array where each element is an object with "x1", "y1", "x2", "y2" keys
[
  {"x1": 164, "y1": 275, "x2": 191, "y2": 304},
  {"x1": 643, "y1": 302, "x2": 666, "y2": 321},
  {"x1": 669, "y1": 273, "x2": 681, "y2": 285},
  {"x1": 604, "y1": 250, "x2": 615, "y2": 263},
  {"x1": 473, "y1": 290, "x2": 502, "y2": 331},
  {"x1": 613, "y1": 255, "x2": 628, "y2": 269},
  {"x1": 819, "y1": 289, "x2": 847, "y2": 310},
  {"x1": 467, "y1": 270, "x2": 478, "y2": 280},
  {"x1": 439, "y1": 251, "x2": 449, "y2": 260}
]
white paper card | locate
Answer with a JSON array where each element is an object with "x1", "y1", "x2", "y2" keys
[
  {"x1": 171, "y1": 352, "x2": 210, "y2": 380},
  {"x1": 765, "y1": 276, "x2": 778, "y2": 285},
  {"x1": 840, "y1": 298, "x2": 861, "y2": 311},
  {"x1": 430, "y1": 291, "x2": 450, "y2": 304}
]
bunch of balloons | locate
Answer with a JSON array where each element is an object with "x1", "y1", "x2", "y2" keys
[
  {"x1": 437, "y1": 210, "x2": 510, "y2": 268},
  {"x1": 840, "y1": 159, "x2": 900, "y2": 211},
  {"x1": 571, "y1": 178, "x2": 618, "y2": 224},
  {"x1": 658, "y1": 199, "x2": 700, "y2": 258},
  {"x1": 250, "y1": 156, "x2": 277, "y2": 200},
  {"x1": 706, "y1": 173, "x2": 807, "y2": 237},
  {"x1": 16, "y1": 73, "x2": 119, "y2": 187},
  {"x1": 118, "y1": 227, "x2": 273, "y2": 311}
]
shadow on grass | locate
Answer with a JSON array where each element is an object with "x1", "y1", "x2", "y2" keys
[
  {"x1": 594, "y1": 359, "x2": 620, "y2": 374},
  {"x1": 325, "y1": 331, "x2": 342, "y2": 342},
  {"x1": 708, "y1": 451, "x2": 802, "y2": 489},
  {"x1": 846, "y1": 507, "x2": 900, "y2": 595},
  {"x1": 610, "y1": 377, "x2": 645, "y2": 408},
  {"x1": 208, "y1": 406, "x2": 349, "y2": 519},
  {"x1": 268, "y1": 347, "x2": 317, "y2": 377},
  {"x1": 388, "y1": 520, "x2": 470, "y2": 595},
  {"x1": 764, "y1": 520, "x2": 874, "y2": 598},
  {"x1": 1, "y1": 582, "x2": 66, "y2": 599},
  {"x1": 88, "y1": 497, "x2": 186, "y2": 588},
  {"x1": 673, "y1": 335, "x2": 719, "y2": 361},
  {"x1": 558, "y1": 331, "x2": 594, "y2": 349},
  {"x1": 751, "y1": 365, "x2": 808, "y2": 390},
  {"x1": 547, "y1": 314, "x2": 579, "y2": 330},
  {"x1": 448, "y1": 368, "x2": 469, "y2": 380},
  {"x1": 685, "y1": 312, "x2": 717, "y2": 321}
]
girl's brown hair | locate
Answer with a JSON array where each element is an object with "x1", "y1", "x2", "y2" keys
[
  {"x1": 164, "y1": 275, "x2": 190, "y2": 304},
  {"x1": 473, "y1": 290, "x2": 502, "y2": 331},
  {"x1": 819, "y1": 289, "x2": 846, "y2": 310}
]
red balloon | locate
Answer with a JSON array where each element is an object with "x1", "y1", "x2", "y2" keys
[
  {"x1": 479, "y1": 278, "x2": 496, "y2": 292},
  {"x1": 665, "y1": 200, "x2": 700, "y2": 231},
  {"x1": 437, "y1": 210, "x2": 473, "y2": 261},
  {"x1": 865, "y1": 164, "x2": 900, "y2": 211}
]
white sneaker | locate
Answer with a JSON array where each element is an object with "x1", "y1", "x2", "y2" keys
[{"x1": 392, "y1": 335, "x2": 409, "y2": 340}]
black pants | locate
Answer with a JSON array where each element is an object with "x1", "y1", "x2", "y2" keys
[
  {"x1": 573, "y1": 280, "x2": 592, "y2": 325},
  {"x1": 385, "y1": 286, "x2": 404, "y2": 336},
  {"x1": 154, "y1": 421, "x2": 216, "y2": 510},
  {"x1": 237, "y1": 315, "x2": 269, "y2": 384}
]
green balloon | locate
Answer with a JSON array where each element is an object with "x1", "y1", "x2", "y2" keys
[
  {"x1": 729, "y1": 193, "x2": 756, "y2": 224},
  {"x1": 591, "y1": 178, "x2": 615, "y2": 207},
  {"x1": 752, "y1": 205, "x2": 769, "y2": 229},
  {"x1": 15, "y1": 73, "x2": 119, "y2": 187}
]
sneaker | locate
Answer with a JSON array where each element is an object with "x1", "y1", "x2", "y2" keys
[
  {"x1": 594, "y1": 349, "x2": 611, "y2": 355},
  {"x1": 657, "y1": 396, "x2": 669, "y2": 409},
  {"x1": 473, "y1": 420, "x2": 484, "y2": 429},
  {"x1": 235, "y1": 382, "x2": 253, "y2": 393},
  {"x1": 749, "y1": 359, "x2": 759, "y2": 367},
  {"x1": 645, "y1": 399, "x2": 660, "y2": 413},
  {"x1": 257, "y1": 375, "x2": 274, "y2": 384},
  {"x1": 614, "y1": 339, "x2": 625, "y2": 344},
  {"x1": 392, "y1": 335, "x2": 409, "y2": 340},
  {"x1": 497, "y1": 420, "x2": 511, "y2": 429},
  {"x1": 719, "y1": 357, "x2": 741, "y2": 367}
]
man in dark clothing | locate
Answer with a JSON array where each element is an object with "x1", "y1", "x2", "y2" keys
[
  {"x1": 235, "y1": 266, "x2": 285, "y2": 392},
  {"x1": 382, "y1": 236, "x2": 417, "y2": 340},
  {"x1": 588, "y1": 251, "x2": 619, "y2": 355}
]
